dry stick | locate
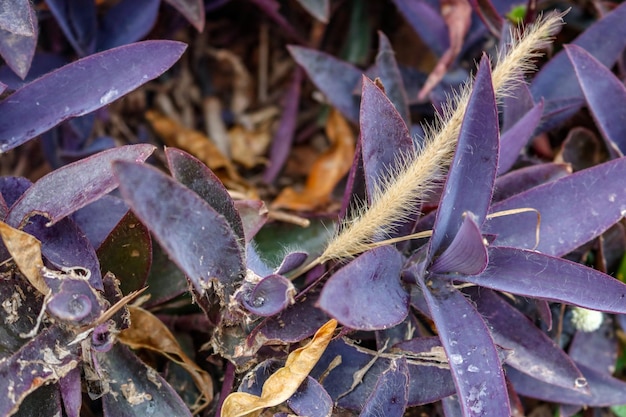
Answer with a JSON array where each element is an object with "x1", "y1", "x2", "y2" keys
[{"x1": 290, "y1": 13, "x2": 565, "y2": 279}]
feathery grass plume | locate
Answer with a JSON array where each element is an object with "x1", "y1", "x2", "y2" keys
[{"x1": 291, "y1": 13, "x2": 565, "y2": 277}]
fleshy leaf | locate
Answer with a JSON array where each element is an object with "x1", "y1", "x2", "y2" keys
[
  {"x1": 241, "y1": 274, "x2": 296, "y2": 317},
  {"x1": 460, "y1": 247, "x2": 626, "y2": 314},
  {"x1": 0, "y1": 325, "x2": 79, "y2": 417},
  {"x1": 487, "y1": 158, "x2": 626, "y2": 256},
  {"x1": 430, "y1": 212, "x2": 488, "y2": 275},
  {"x1": 7, "y1": 144, "x2": 155, "y2": 227},
  {"x1": 318, "y1": 245, "x2": 408, "y2": 330},
  {"x1": 471, "y1": 288, "x2": 586, "y2": 390},
  {"x1": 288, "y1": 45, "x2": 362, "y2": 123},
  {"x1": 163, "y1": 0, "x2": 205, "y2": 32},
  {"x1": 294, "y1": 0, "x2": 329, "y2": 22},
  {"x1": 501, "y1": 79, "x2": 534, "y2": 133},
  {"x1": 0, "y1": 41, "x2": 186, "y2": 153},
  {"x1": 360, "y1": 76, "x2": 412, "y2": 202},
  {"x1": 59, "y1": 367, "x2": 81, "y2": 417},
  {"x1": 569, "y1": 316, "x2": 617, "y2": 376},
  {"x1": 492, "y1": 163, "x2": 571, "y2": 202},
  {"x1": 114, "y1": 161, "x2": 245, "y2": 300},
  {"x1": 96, "y1": 210, "x2": 152, "y2": 295},
  {"x1": 0, "y1": 176, "x2": 31, "y2": 207},
  {"x1": 72, "y1": 195, "x2": 129, "y2": 250},
  {"x1": 419, "y1": 277, "x2": 510, "y2": 417},
  {"x1": 99, "y1": 344, "x2": 192, "y2": 417},
  {"x1": 46, "y1": 0, "x2": 96, "y2": 56},
  {"x1": 390, "y1": 0, "x2": 448, "y2": 56},
  {"x1": 429, "y1": 55, "x2": 498, "y2": 256},
  {"x1": 166, "y1": 147, "x2": 245, "y2": 242},
  {"x1": 0, "y1": 0, "x2": 37, "y2": 79},
  {"x1": 43, "y1": 268, "x2": 105, "y2": 325},
  {"x1": 275, "y1": 251, "x2": 308, "y2": 275},
  {"x1": 0, "y1": 220, "x2": 47, "y2": 294},
  {"x1": 497, "y1": 100, "x2": 544, "y2": 175},
  {"x1": 375, "y1": 32, "x2": 411, "y2": 125},
  {"x1": 360, "y1": 357, "x2": 409, "y2": 417},
  {"x1": 287, "y1": 376, "x2": 333, "y2": 417},
  {"x1": 97, "y1": 0, "x2": 160, "y2": 50},
  {"x1": 566, "y1": 44, "x2": 626, "y2": 156},
  {"x1": 235, "y1": 200, "x2": 268, "y2": 243},
  {"x1": 0, "y1": 0, "x2": 35, "y2": 36},
  {"x1": 221, "y1": 319, "x2": 337, "y2": 417}
]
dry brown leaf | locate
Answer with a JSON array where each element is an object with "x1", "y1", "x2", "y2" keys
[
  {"x1": 272, "y1": 110, "x2": 355, "y2": 211},
  {"x1": 221, "y1": 319, "x2": 338, "y2": 417},
  {"x1": 417, "y1": 0, "x2": 472, "y2": 100},
  {"x1": 0, "y1": 221, "x2": 48, "y2": 295},
  {"x1": 229, "y1": 125, "x2": 271, "y2": 169},
  {"x1": 118, "y1": 306, "x2": 214, "y2": 408},
  {"x1": 145, "y1": 110, "x2": 244, "y2": 189}
]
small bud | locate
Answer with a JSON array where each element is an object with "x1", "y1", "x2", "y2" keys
[{"x1": 570, "y1": 306, "x2": 603, "y2": 332}]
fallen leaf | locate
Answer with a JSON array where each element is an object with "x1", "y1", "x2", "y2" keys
[
  {"x1": 229, "y1": 124, "x2": 271, "y2": 169},
  {"x1": 417, "y1": 0, "x2": 472, "y2": 101},
  {"x1": 145, "y1": 110, "x2": 244, "y2": 188},
  {"x1": 0, "y1": 221, "x2": 48, "y2": 295},
  {"x1": 221, "y1": 318, "x2": 337, "y2": 417},
  {"x1": 118, "y1": 305, "x2": 214, "y2": 408},
  {"x1": 272, "y1": 110, "x2": 355, "y2": 211}
]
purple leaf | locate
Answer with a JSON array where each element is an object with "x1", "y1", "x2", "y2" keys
[
  {"x1": 0, "y1": 194, "x2": 6, "y2": 220},
  {"x1": 471, "y1": 288, "x2": 586, "y2": 390},
  {"x1": 287, "y1": 376, "x2": 333, "y2": 417},
  {"x1": 46, "y1": 0, "x2": 96, "y2": 56},
  {"x1": 288, "y1": 45, "x2": 362, "y2": 123},
  {"x1": 566, "y1": 44, "x2": 626, "y2": 156},
  {"x1": 97, "y1": 0, "x2": 160, "y2": 50},
  {"x1": 249, "y1": 0, "x2": 308, "y2": 44},
  {"x1": 461, "y1": 247, "x2": 626, "y2": 314},
  {"x1": 6, "y1": 144, "x2": 155, "y2": 227},
  {"x1": 507, "y1": 362, "x2": 626, "y2": 407},
  {"x1": 0, "y1": 325, "x2": 79, "y2": 417},
  {"x1": 501, "y1": 79, "x2": 534, "y2": 133},
  {"x1": 294, "y1": 0, "x2": 329, "y2": 22},
  {"x1": 0, "y1": 41, "x2": 186, "y2": 153},
  {"x1": 497, "y1": 100, "x2": 544, "y2": 175},
  {"x1": 0, "y1": 0, "x2": 37, "y2": 79},
  {"x1": 568, "y1": 317, "x2": 617, "y2": 376},
  {"x1": 418, "y1": 277, "x2": 510, "y2": 417},
  {"x1": 275, "y1": 251, "x2": 308, "y2": 275},
  {"x1": 318, "y1": 245, "x2": 408, "y2": 330},
  {"x1": 163, "y1": 0, "x2": 205, "y2": 31},
  {"x1": 430, "y1": 213, "x2": 488, "y2": 275},
  {"x1": 360, "y1": 76, "x2": 412, "y2": 202},
  {"x1": 375, "y1": 32, "x2": 411, "y2": 125},
  {"x1": 234, "y1": 199, "x2": 268, "y2": 242},
  {"x1": 530, "y1": 2, "x2": 626, "y2": 120},
  {"x1": 492, "y1": 163, "x2": 571, "y2": 202},
  {"x1": 487, "y1": 158, "x2": 626, "y2": 256},
  {"x1": 143, "y1": 243, "x2": 188, "y2": 308},
  {"x1": 72, "y1": 195, "x2": 129, "y2": 250},
  {"x1": 24, "y1": 215, "x2": 103, "y2": 290},
  {"x1": 113, "y1": 161, "x2": 245, "y2": 299},
  {"x1": 429, "y1": 56, "x2": 498, "y2": 256},
  {"x1": 99, "y1": 344, "x2": 192, "y2": 417},
  {"x1": 241, "y1": 274, "x2": 295, "y2": 316},
  {"x1": 469, "y1": 0, "x2": 502, "y2": 36},
  {"x1": 360, "y1": 357, "x2": 409, "y2": 417},
  {"x1": 166, "y1": 147, "x2": 245, "y2": 242},
  {"x1": 390, "y1": 0, "x2": 449, "y2": 57},
  {"x1": 263, "y1": 68, "x2": 302, "y2": 183},
  {"x1": 0, "y1": 176, "x2": 31, "y2": 208},
  {"x1": 0, "y1": 53, "x2": 66, "y2": 90},
  {"x1": 96, "y1": 210, "x2": 152, "y2": 295},
  {"x1": 59, "y1": 367, "x2": 81, "y2": 417}
]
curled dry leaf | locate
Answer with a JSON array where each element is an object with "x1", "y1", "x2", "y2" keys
[
  {"x1": 221, "y1": 319, "x2": 337, "y2": 417},
  {"x1": 117, "y1": 306, "x2": 214, "y2": 408},
  {"x1": 272, "y1": 110, "x2": 355, "y2": 211},
  {"x1": 0, "y1": 221, "x2": 48, "y2": 295}
]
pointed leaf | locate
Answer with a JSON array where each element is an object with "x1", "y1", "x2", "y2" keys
[
  {"x1": 241, "y1": 274, "x2": 295, "y2": 317},
  {"x1": 471, "y1": 288, "x2": 586, "y2": 390},
  {"x1": 569, "y1": 317, "x2": 617, "y2": 376},
  {"x1": 0, "y1": 0, "x2": 36, "y2": 79},
  {"x1": 287, "y1": 376, "x2": 333, "y2": 417},
  {"x1": 0, "y1": 0, "x2": 35, "y2": 36},
  {"x1": 360, "y1": 76, "x2": 412, "y2": 202},
  {"x1": 113, "y1": 161, "x2": 245, "y2": 299},
  {"x1": 99, "y1": 344, "x2": 192, "y2": 417},
  {"x1": 359, "y1": 357, "x2": 409, "y2": 417},
  {"x1": 46, "y1": 0, "x2": 96, "y2": 56},
  {"x1": 501, "y1": 80, "x2": 534, "y2": 133},
  {"x1": 390, "y1": 0, "x2": 448, "y2": 56},
  {"x1": 288, "y1": 46, "x2": 361, "y2": 123},
  {"x1": 492, "y1": 163, "x2": 571, "y2": 202},
  {"x1": 430, "y1": 212, "x2": 488, "y2": 275},
  {"x1": 72, "y1": 195, "x2": 129, "y2": 249},
  {"x1": 59, "y1": 367, "x2": 81, "y2": 417},
  {"x1": 0, "y1": 41, "x2": 186, "y2": 153},
  {"x1": 163, "y1": 0, "x2": 205, "y2": 31},
  {"x1": 97, "y1": 0, "x2": 160, "y2": 50},
  {"x1": 375, "y1": 32, "x2": 411, "y2": 125},
  {"x1": 7, "y1": 144, "x2": 155, "y2": 227},
  {"x1": 461, "y1": 247, "x2": 626, "y2": 314},
  {"x1": 235, "y1": 200, "x2": 268, "y2": 243},
  {"x1": 275, "y1": 251, "x2": 308, "y2": 275},
  {"x1": 498, "y1": 100, "x2": 544, "y2": 175},
  {"x1": 487, "y1": 158, "x2": 626, "y2": 256},
  {"x1": 566, "y1": 44, "x2": 626, "y2": 156},
  {"x1": 295, "y1": 0, "x2": 329, "y2": 22},
  {"x1": 166, "y1": 147, "x2": 245, "y2": 242},
  {"x1": 429, "y1": 56, "x2": 498, "y2": 256},
  {"x1": 419, "y1": 277, "x2": 510, "y2": 417},
  {"x1": 318, "y1": 245, "x2": 408, "y2": 330}
]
